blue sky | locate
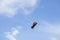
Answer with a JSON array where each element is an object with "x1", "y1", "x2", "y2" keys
[{"x1": 0, "y1": 0, "x2": 60, "y2": 40}]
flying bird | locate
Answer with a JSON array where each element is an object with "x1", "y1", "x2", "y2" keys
[{"x1": 31, "y1": 22, "x2": 37, "y2": 29}]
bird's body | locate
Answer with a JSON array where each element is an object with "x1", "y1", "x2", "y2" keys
[{"x1": 31, "y1": 22, "x2": 37, "y2": 29}]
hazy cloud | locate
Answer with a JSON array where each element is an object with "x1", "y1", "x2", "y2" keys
[
  {"x1": 50, "y1": 37, "x2": 58, "y2": 40},
  {"x1": 5, "y1": 26, "x2": 21, "y2": 40},
  {"x1": 39, "y1": 21, "x2": 60, "y2": 35},
  {"x1": 0, "y1": 0, "x2": 38, "y2": 17}
]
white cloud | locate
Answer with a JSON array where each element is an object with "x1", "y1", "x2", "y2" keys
[
  {"x1": 5, "y1": 26, "x2": 21, "y2": 40},
  {"x1": 0, "y1": 0, "x2": 38, "y2": 17},
  {"x1": 39, "y1": 21, "x2": 60, "y2": 35},
  {"x1": 50, "y1": 37, "x2": 58, "y2": 40},
  {"x1": 5, "y1": 33, "x2": 16, "y2": 40}
]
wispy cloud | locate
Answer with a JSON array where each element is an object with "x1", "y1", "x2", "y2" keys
[
  {"x1": 0, "y1": 0, "x2": 38, "y2": 17},
  {"x1": 50, "y1": 37, "x2": 58, "y2": 40},
  {"x1": 4, "y1": 26, "x2": 21, "y2": 40},
  {"x1": 39, "y1": 21, "x2": 60, "y2": 35}
]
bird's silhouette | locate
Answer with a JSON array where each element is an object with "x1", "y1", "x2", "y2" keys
[{"x1": 31, "y1": 22, "x2": 37, "y2": 29}]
